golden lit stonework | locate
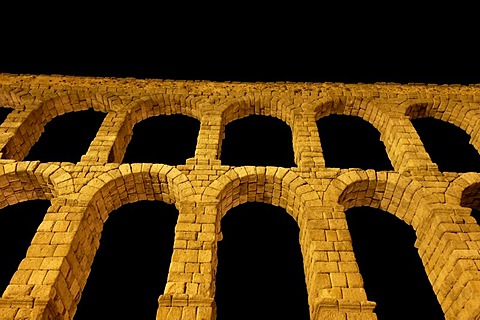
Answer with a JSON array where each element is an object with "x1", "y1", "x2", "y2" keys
[{"x1": 0, "y1": 73, "x2": 479, "y2": 319}]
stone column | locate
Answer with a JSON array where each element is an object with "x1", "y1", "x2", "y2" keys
[
  {"x1": 415, "y1": 206, "x2": 480, "y2": 319},
  {"x1": 80, "y1": 112, "x2": 132, "y2": 163},
  {"x1": 291, "y1": 112, "x2": 325, "y2": 169},
  {"x1": 190, "y1": 113, "x2": 223, "y2": 165},
  {"x1": 157, "y1": 201, "x2": 220, "y2": 320},
  {"x1": 376, "y1": 109, "x2": 438, "y2": 174},
  {"x1": 300, "y1": 206, "x2": 377, "y2": 319},
  {"x1": 0, "y1": 197, "x2": 88, "y2": 320}
]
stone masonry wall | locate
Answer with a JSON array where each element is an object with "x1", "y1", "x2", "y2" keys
[{"x1": 0, "y1": 73, "x2": 479, "y2": 319}]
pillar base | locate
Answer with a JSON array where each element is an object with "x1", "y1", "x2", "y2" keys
[
  {"x1": 157, "y1": 294, "x2": 215, "y2": 320},
  {"x1": 0, "y1": 297, "x2": 59, "y2": 320},
  {"x1": 312, "y1": 298, "x2": 377, "y2": 320}
]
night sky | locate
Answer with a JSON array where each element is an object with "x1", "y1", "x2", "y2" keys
[{"x1": 1, "y1": 11, "x2": 479, "y2": 320}]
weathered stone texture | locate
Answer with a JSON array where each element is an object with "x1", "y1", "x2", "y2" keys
[{"x1": 0, "y1": 73, "x2": 479, "y2": 319}]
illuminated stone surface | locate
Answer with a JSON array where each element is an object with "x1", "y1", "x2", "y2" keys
[{"x1": 0, "y1": 73, "x2": 479, "y2": 319}]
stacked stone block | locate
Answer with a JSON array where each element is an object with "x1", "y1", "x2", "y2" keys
[{"x1": 0, "y1": 73, "x2": 478, "y2": 319}]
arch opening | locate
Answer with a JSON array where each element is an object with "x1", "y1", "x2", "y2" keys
[
  {"x1": 24, "y1": 109, "x2": 106, "y2": 163},
  {"x1": 316, "y1": 114, "x2": 393, "y2": 170},
  {"x1": 472, "y1": 209, "x2": 480, "y2": 224},
  {"x1": 0, "y1": 107, "x2": 12, "y2": 125},
  {"x1": 220, "y1": 115, "x2": 296, "y2": 167},
  {"x1": 123, "y1": 114, "x2": 200, "y2": 165},
  {"x1": 0, "y1": 199, "x2": 51, "y2": 295},
  {"x1": 459, "y1": 185, "x2": 480, "y2": 225},
  {"x1": 74, "y1": 200, "x2": 179, "y2": 320},
  {"x1": 215, "y1": 202, "x2": 309, "y2": 320},
  {"x1": 345, "y1": 206, "x2": 444, "y2": 320},
  {"x1": 411, "y1": 117, "x2": 480, "y2": 172}
]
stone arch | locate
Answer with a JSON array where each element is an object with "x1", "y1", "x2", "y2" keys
[
  {"x1": 404, "y1": 99, "x2": 480, "y2": 154},
  {"x1": 127, "y1": 93, "x2": 203, "y2": 125},
  {"x1": 445, "y1": 172, "x2": 480, "y2": 210},
  {"x1": 309, "y1": 96, "x2": 424, "y2": 171},
  {"x1": 344, "y1": 205, "x2": 446, "y2": 319},
  {"x1": 219, "y1": 114, "x2": 296, "y2": 167},
  {"x1": 214, "y1": 201, "x2": 310, "y2": 320},
  {"x1": 403, "y1": 98, "x2": 480, "y2": 126},
  {"x1": 122, "y1": 116, "x2": 201, "y2": 165},
  {"x1": 310, "y1": 95, "x2": 349, "y2": 118},
  {"x1": 323, "y1": 169, "x2": 439, "y2": 228},
  {"x1": 316, "y1": 113, "x2": 393, "y2": 170},
  {"x1": 311, "y1": 96, "x2": 405, "y2": 145},
  {"x1": 74, "y1": 202, "x2": 180, "y2": 320},
  {"x1": 0, "y1": 162, "x2": 56, "y2": 301},
  {"x1": 205, "y1": 166, "x2": 319, "y2": 224},
  {"x1": 78, "y1": 164, "x2": 195, "y2": 214},
  {"x1": 415, "y1": 171, "x2": 480, "y2": 319},
  {"x1": 407, "y1": 112, "x2": 480, "y2": 172},
  {"x1": 324, "y1": 170, "x2": 449, "y2": 318},
  {"x1": 403, "y1": 99, "x2": 442, "y2": 119},
  {"x1": 220, "y1": 95, "x2": 298, "y2": 128},
  {"x1": 218, "y1": 96, "x2": 300, "y2": 167},
  {"x1": 2, "y1": 91, "x2": 110, "y2": 160},
  {"x1": 204, "y1": 166, "x2": 329, "y2": 317},
  {"x1": 311, "y1": 95, "x2": 381, "y2": 123},
  {"x1": 118, "y1": 94, "x2": 203, "y2": 164},
  {"x1": 207, "y1": 167, "x2": 316, "y2": 317},
  {"x1": 47, "y1": 164, "x2": 194, "y2": 318},
  {"x1": 33, "y1": 91, "x2": 110, "y2": 122}
]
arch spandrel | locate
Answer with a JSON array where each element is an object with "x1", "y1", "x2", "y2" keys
[
  {"x1": 219, "y1": 95, "x2": 298, "y2": 128},
  {"x1": 77, "y1": 164, "x2": 195, "y2": 213},
  {"x1": 324, "y1": 169, "x2": 440, "y2": 228},
  {"x1": 204, "y1": 166, "x2": 320, "y2": 224},
  {"x1": 0, "y1": 87, "x2": 32, "y2": 108},
  {"x1": 126, "y1": 93, "x2": 204, "y2": 125},
  {"x1": 33, "y1": 90, "x2": 112, "y2": 118},
  {"x1": 0, "y1": 161, "x2": 60, "y2": 205}
]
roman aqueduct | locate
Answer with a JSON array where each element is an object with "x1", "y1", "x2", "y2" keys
[{"x1": 0, "y1": 73, "x2": 479, "y2": 319}]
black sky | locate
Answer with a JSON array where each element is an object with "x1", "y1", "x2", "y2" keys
[
  {"x1": 1, "y1": 4, "x2": 479, "y2": 86},
  {"x1": 1, "y1": 10, "x2": 479, "y2": 319}
]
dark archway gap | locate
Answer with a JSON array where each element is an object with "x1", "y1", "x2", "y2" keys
[
  {"x1": 123, "y1": 114, "x2": 200, "y2": 165},
  {"x1": 24, "y1": 109, "x2": 106, "y2": 163},
  {"x1": 0, "y1": 199, "x2": 51, "y2": 295},
  {"x1": 317, "y1": 114, "x2": 393, "y2": 170},
  {"x1": 74, "y1": 200, "x2": 179, "y2": 320},
  {"x1": 345, "y1": 206, "x2": 445, "y2": 320},
  {"x1": 466, "y1": 208, "x2": 480, "y2": 225},
  {"x1": 215, "y1": 202, "x2": 309, "y2": 320},
  {"x1": 220, "y1": 114, "x2": 296, "y2": 168},
  {"x1": 0, "y1": 107, "x2": 13, "y2": 125},
  {"x1": 411, "y1": 117, "x2": 480, "y2": 172}
]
